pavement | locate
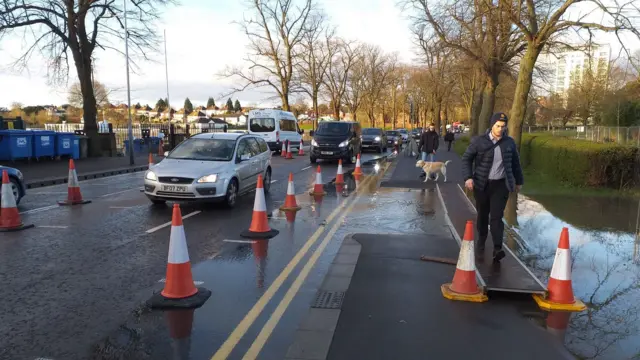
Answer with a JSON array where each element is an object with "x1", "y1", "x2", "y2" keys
[{"x1": 0, "y1": 145, "x2": 573, "y2": 360}]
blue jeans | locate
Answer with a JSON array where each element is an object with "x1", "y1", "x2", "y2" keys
[{"x1": 421, "y1": 152, "x2": 434, "y2": 162}]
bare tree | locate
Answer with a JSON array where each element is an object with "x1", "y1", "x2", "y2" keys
[
  {"x1": 507, "y1": 0, "x2": 640, "y2": 149},
  {"x1": 360, "y1": 44, "x2": 398, "y2": 127},
  {"x1": 323, "y1": 38, "x2": 359, "y2": 119},
  {"x1": 0, "y1": 0, "x2": 170, "y2": 155},
  {"x1": 220, "y1": 0, "x2": 316, "y2": 111},
  {"x1": 296, "y1": 11, "x2": 332, "y2": 129},
  {"x1": 343, "y1": 51, "x2": 366, "y2": 122},
  {"x1": 68, "y1": 80, "x2": 111, "y2": 108}
]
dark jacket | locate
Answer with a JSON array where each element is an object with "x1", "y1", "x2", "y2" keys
[
  {"x1": 444, "y1": 132, "x2": 455, "y2": 142},
  {"x1": 419, "y1": 130, "x2": 439, "y2": 153},
  {"x1": 461, "y1": 130, "x2": 524, "y2": 192}
]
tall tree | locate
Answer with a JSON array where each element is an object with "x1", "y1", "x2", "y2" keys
[
  {"x1": 360, "y1": 44, "x2": 398, "y2": 127},
  {"x1": 323, "y1": 39, "x2": 359, "y2": 119},
  {"x1": 0, "y1": 0, "x2": 171, "y2": 155},
  {"x1": 155, "y1": 98, "x2": 167, "y2": 112},
  {"x1": 183, "y1": 98, "x2": 194, "y2": 114},
  {"x1": 234, "y1": 99, "x2": 242, "y2": 112},
  {"x1": 221, "y1": 0, "x2": 316, "y2": 111},
  {"x1": 343, "y1": 52, "x2": 367, "y2": 122},
  {"x1": 226, "y1": 98, "x2": 234, "y2": 113},
  {"x1": 207, "y1": 97, "x2": 216, "y2": 108}
]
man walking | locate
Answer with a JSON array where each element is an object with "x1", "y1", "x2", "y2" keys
[
  {"x1": 418, "y1": 123, "x2": 439, "y2": 179},
  {"x1": 444, "y1": 128, "x2": 455, "y2": 151},
  {"x1": 461, "y1": 113, "x2": 524, "y2": 262}
]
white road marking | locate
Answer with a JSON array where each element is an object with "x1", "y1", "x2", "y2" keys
[
  {"x1": 20, "y1": 205, "x2": 58, "y2": 215},
  {"x1": 100, "y1": 188, "x2": 138, "y2": 198},
  {"x1": 270, "y1": 180, "x2": 278, "y2": 183},
  {"x1": 300, "y1": 166, "x2": 312, "y2": 171},
  {"x1": 223, "y1": 239, "x2": 256, "y2": 244},
  {"x1": 145, "y1": 211, "x2": 201, "y2": 234},
  {"x1": 37, "y1": 225, "x2": 68, "y2": 229},
  {"x1": 109, "y1": 206, "x2": 133, "y2": 209},
  {"x1": 157, "y1": 278, "x2": 204, "y2": 285}
]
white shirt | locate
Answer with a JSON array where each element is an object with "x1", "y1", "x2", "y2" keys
[{"x1": 488, "y1": 132, "x2": 505, "y2": 180}]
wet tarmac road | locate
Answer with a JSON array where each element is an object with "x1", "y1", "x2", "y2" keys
[{"x1": 0, "y1": 151, "x2": 391, "y2": 360}]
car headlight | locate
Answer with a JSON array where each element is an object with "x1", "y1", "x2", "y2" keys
[
  {"x1": 196, "y1": 174, "x2": 218, "y2": 183},
  {"x1": 395, "y1": 140, "x2": 399, "y2": 144},
  {"x1": 374, "y1": 136, "x2": 381, "y2": 141},
  {"x1": 338, "y1": 140, "x2": 349, "y2": 147},
  {"x1": 311, "y1": 139, "x2": 318, "y2": 147},
  {"x1": 145, "y1": 171, "x2": 157, "y2": 181}
]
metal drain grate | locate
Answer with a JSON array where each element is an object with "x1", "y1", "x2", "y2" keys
[{"x1": 311, "y1": 290, "x2": 345, "y2": 309}]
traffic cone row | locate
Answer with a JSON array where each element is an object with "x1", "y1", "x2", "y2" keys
[
  {"x1": 58, "y1": 159, "x2": 91, "y2": 206},
  {"x1": 0, "y1": 170, "x2": 34, "y2": 232},
  {"x1": 298, "y1": 139, "x2": 305, "y2": 155},
  {"x1": 353, "y1": 154, "x2": 363, "y2": 179},
  {"x1": 309, "y1": 165, "x2": 326, "y2": 196},
  {"x1": 441, "y1": 220, "x2": 488, "y2": 302},
  {"x1": 285, "y1": 140, "x2": 294, "y2": 160},
  {"x1": 533, "y1": 228, "x2": 586, "y2": 312},
  {"x1": 335, "y1": 159, "x2": 345, "y2": 185},
  {"x1": 281, "y1": 142, "x2": 287, "y2": 157},
  {"x1": 280, "y1": 173, "x2": 301, "y2": 212},
  {"x1": 148, "y1": 203, "x2": 212, "y2": 309},
  {"x1": 240, "y1": 174, "x2": 280, "y2": 239}
]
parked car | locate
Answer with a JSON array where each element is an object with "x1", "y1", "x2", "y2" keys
[
  {"x1": 361, "y1": 128, "x2": 387, "y2": 153},
  {"x1": 0, "y1": 166, "x2": 25, "y2": 205},
  {"x1": 143, "y1": 133, "x2": 272, "y2": 208},
  {"x1": 385, "y1": 130, "x2": 403, "y2": 149},
  {"x1": 396, "y1": 128, "x2": 409, "y2": 142},
  {"x1": 247, "y1": 109, "x2": 303, "y2": 154},
  {"x1": 309, "y1": 121, "x2": 361, "y2": 164}
]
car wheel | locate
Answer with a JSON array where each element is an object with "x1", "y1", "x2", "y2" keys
[
  {"x1": 225, "y1": 179, "x2": 239, "y2": 208},
  {"x1": 8, "y1": 178, "x2": 21, "y2": 205},
  {"x1": 310, "y1": 156, "x2": 317, "y2": 164},
  {"x1": 150, "y1": 199, "x2": 166, "y2": 205},
  {"x1": 263, "y1": 169, "x2": 272, "y2": 194}
]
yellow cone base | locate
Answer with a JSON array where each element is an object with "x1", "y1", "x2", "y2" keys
[
  {"x1": 532, "y1": 294, "x2": 586, "y2": 312},
  {"x1": 441, "y1": 283, "x2": 488, "y2": 303},
  {"x1": 279, "y1": 205, "x2": 302, "y2": 211}
]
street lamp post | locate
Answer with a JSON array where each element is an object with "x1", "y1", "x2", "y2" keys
[{"x1": 123, "y1": 0, "x2": 134, "y2": 165}]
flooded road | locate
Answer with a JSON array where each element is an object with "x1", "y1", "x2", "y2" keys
[{"x1": 511, "y1": 194, "x2": 640, "y2": 360}]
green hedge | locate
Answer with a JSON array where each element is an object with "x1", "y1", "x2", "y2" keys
[{"x1": 453, "y1": 134, "x2": 639, "y2": 190}]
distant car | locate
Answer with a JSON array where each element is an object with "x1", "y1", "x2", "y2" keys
[
  {"x1": 0, "y1": 166, "x2": 25, "y2": 205},
  {"x1": 309, "y1": 121, "x2": 362, "y2": 164},
  {"x1": 361, "y1": 128, "x2": 387, "y2": 153},
  {"x1": 143, "y1": 132, "x2": 272, "y2": 208},
  {"x1": 411, "y1": 128, "x2": 423, "y2": 140},
  {"x1": 385, "y1": 130, "x2": 403, "y2": 149},
  {"x1": 396, "y1": 128, "x2": 409, "y2": 142}
]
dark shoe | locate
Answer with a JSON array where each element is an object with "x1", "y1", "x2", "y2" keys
[{"x1": 493, "y1": 248, "x2": 506, "y2": 262}]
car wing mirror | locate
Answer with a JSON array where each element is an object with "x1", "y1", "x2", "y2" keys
[{"x1": 240, "y1": 154, "x2": 251, "y2": 161}]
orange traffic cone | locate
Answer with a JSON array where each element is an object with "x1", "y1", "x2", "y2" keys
[
  {"x1": 0, "y1": 170, "x2": 33, "y2": 232},
  {"x1": 165, "y1": 309, "x2": 194, "y2": 359},
  {"x1": 281, "y1": 142, "x2": 287, "y2": 157},
  {"x1": 58, "y1": 159, "x2": 91, "y2": 206},
  {"x1": 441, "y1": 220, "x2": 488, "y2": 302},
  {"x1": 280, "y1": 173, "x2": 301, "y2": 211},
  {"x1": 148, "y1": 204, "x2": 211, "y2": 309},
  {"x1": 309, "y1": 165, "x2": 326, "y2": 196},
  {"x1": 546, "y1": 311, "x2": 571, "y2": 343},
  {"x1": 353, "y1": 153, "x2": 363, "y2": 177},
  {"x1": 286, "y1": 140, "x2": 293, "y2": 159},
  {"x1": 240, "y1": 174, "x2": 280, "y2": 239},
  {"x1": 533, "y1": 228, "x2": 586, "y2": 311},
  {"x1": 298, "y1": 139, "x2": 305, "y2": 155},
  {"x1": 335, "y1": 159, "x2": 345, "y2": 185}
]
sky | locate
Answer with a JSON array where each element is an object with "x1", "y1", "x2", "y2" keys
[
  {"x1": 0, "y1": 0, "x2": 416, "y2": 109},
  {"x1": 0, "y1": 0, "x2": 637, "y2": 109}
]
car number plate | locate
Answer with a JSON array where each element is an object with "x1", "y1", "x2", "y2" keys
[
  {"x1": 321, "y1": 151, "x2": 333, "y2": 155},
  {"x1": 162, "y1": 185, "x2": 187, "y2": 192},
  {"x1": 362, "y1": 144, "x2": 370, "y2": 147}
]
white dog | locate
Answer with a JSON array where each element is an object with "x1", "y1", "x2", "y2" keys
[{"x1": 415, "y1": 160, "x2": 452, "y2": 182}]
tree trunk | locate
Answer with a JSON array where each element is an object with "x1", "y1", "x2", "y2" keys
[
  {"x1": 470, "y1": 77, "x2": 486, "y2": 136},
  {"x1": 508, "y1": 46, "x2": 541, "y2": 151},
  {"x1": 434, "y1": 101, "x2": 442, "y2": 136},
  {"x1": 477, "y1": 77, "x2": 498, "y2": 135},
  {"x1": 312, "y1": 89, "x2": 319, "y2": 131},
  {"x1": 75, "y1": 53, "x2": 100, "y2": 156},
  {"x1": 332, "y1": 101, "x2": 340, "y2": 120}
]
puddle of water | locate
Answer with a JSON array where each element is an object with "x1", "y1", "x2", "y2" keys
[{"x1": 511, "y1": 194, "x2": 640, "y2": 359}]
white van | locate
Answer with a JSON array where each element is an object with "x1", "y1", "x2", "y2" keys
[{"x1": 247, "y1": 109, "x2": 303, "y2": 154}]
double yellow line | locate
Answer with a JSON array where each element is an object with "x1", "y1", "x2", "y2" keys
[{"x1": 211, "y1": 171, "x2": 380, "y2": 360}]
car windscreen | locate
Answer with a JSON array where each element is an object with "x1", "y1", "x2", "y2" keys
[
  {"x1": 362, "y1": 128, "x2": 381, "y2": 135},
  {"x1": 385, "y1": 131, "x2": 399, "y2": 136},
  {"x1": 167, "y1": 138, "x2": 236, "y2": 161},
  {"x1": 250, "y1": 118, "x2": 276, "y2": 132},
  {"x1": 315, "y1": 122, "x2": 349, "y2": 136}
]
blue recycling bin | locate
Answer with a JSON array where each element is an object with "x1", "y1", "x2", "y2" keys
[
  {"x1": 148, "y1": 136, "x2": 162, "y2": 154},
  {"x1": 72, "y1": 137, "x2": 80, "y2": 159},
  {"x1": 0, "y1": 130, "x2": 33, "y2": 161},
  {"x1": 124, "y1": 138, "x2": 147, "y2": 154},
  {"x1": 55, "y1": 132, "x2": 75, "y2": 157},
  {"x1": 31, "y1": 130, "x2": 56, "y2": 159}
]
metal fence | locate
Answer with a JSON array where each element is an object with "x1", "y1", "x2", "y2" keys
[{"x1": 540, "y1": 126, "x2": 640, "y2": 146}]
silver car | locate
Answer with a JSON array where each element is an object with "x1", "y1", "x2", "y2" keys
[{"x1": 143, "y1": 132, "x2": 272, "y2": 207}]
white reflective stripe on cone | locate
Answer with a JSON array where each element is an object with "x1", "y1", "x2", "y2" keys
[
  {"x1": 337, "y1": 164, "x2": 343, "y2": 174},
  {"x1": 315, "y1": 172, "x2": 322, "y2": 184},
  {"x1": 287, "y1": 181, "x2": 295, "y2": 195},
  {"x1": 456, "y1": 240, "x2": 475, "y2": 272},
  {"x1": 0, "y1": 183, "x2": 16, "y2": 208},
  {"x1": 68, "y1": 170, "x2": 79, "y2": 187},
  {"x1": 168, "y1": 225, "x2": 190, "y2": 264},
  {"x1": 550, "y1": 248, "x2": 571, "y2": 281},
  {"x1": 253, "y1": 188, "x2": 267, "y2": 212}
]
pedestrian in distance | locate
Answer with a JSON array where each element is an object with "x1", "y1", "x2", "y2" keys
[
  {"x1": 461, "y1": 112, "x2": 524, "y2": 262},
  {"x1": 418, "y1": 123, "x2": 439, "y2": 179},
  {"x1": 444, "y1": 128, "x2": 455, "y2": 151}
]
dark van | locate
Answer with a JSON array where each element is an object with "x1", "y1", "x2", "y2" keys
[{"x1": 309, "y1": 121, "x2": 361, "y2": 164}]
